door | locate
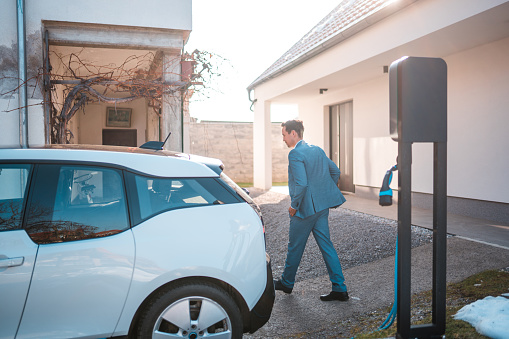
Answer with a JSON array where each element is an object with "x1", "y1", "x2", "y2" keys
[
  {"x1": 16, "y1": 164, "x2": 135, "y2": 338},
  {"x1": 0, "y1": 164, "x2": 37, "y2": 339},
  {"x1": 330, "y1": 102, "x2": 354, "y2": 193}
]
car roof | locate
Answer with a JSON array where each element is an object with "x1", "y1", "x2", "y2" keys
[{"x1": 0, "y1": 144, "x2": 223, "y2": 178}]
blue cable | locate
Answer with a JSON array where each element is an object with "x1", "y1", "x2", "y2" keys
[
  {"x1": 353, "y1": 164, "x2": 398, "y2": 338},
  {"x1": 350, "y1": 238, "x2": 398, "y2": 339},
  {"x1": 376, "y1": 164, "x2": 398, "y2": 331},
  {"x1": 349, "y1": 240, "x2": 397, "y2": 339},
  {"x1": 379, "y1": 237, "x2": 398, "y2": 330}
]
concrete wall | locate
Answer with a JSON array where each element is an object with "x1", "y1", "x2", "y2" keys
[{"x1": 190, "y1": 121, "x2": 289, "y2": 184}]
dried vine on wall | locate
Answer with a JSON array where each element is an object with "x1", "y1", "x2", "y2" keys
[{"x1": 1, "y1": 46, "x2": 225, "y2": 144}]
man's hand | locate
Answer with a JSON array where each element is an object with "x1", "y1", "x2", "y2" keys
[{"x1": 289, "y1": 206, "x2": 297, "y2": 217}]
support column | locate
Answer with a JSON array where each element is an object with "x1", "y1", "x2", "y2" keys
[
  {"x1": 162, "y1": 53, "x2": 182, "y2": 151},
  {"x1": 253, "y1": 99, "x2": 272, "y2": 189}
]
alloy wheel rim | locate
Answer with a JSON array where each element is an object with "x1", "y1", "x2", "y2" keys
[{"x1": 153, "y1": 296, "x2": 232, "y2": 338}]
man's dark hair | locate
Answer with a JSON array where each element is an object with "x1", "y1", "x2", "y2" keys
[{"x1": 281, "y1": 120, "x2": 304, "y2": 138}]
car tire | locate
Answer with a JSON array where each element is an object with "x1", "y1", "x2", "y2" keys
[{"x1": 136, "y1": 282, "x2": 243, "y2": 338}]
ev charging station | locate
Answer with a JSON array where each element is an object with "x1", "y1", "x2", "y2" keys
[{"x1": 389, "y1": 56, "x2": 448, "y2": 339}]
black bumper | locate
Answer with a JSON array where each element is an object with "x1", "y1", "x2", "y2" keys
[{"x1": 248, "y1": 253, "x2": 275, "y2": 333}]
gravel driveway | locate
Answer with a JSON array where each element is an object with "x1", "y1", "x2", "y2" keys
[
  {"x1": 251, "y1": 190, "x2": 432, "y2": 280},
  {"x1": 243, "y1": 189, "x2": 509, "y2": 338},
  {"x1": 246, "y1": 188, "x2": 433, "y2": 338}
]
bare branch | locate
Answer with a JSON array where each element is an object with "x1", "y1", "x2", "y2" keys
[{"x1": 2, "y1": 48, "x2": 225, "y2": 144}]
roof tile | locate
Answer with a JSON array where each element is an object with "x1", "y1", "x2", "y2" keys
[{"x1": 248, "y1": 0, "x2": 394, "y2": 88}]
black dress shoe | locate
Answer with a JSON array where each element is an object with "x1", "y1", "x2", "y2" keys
[
  {"x1": 274, "y1": 279, "x2": 292, "y2": 294},
  {"x1": 320, "y1": 291, "x2": 349, "y2": 301}
]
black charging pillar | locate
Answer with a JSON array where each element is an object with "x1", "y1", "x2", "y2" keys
[{"x1": 389, "y1": 56, "x2": 447, "y2": 339}]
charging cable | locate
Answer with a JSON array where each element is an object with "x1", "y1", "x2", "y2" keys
[{"x1": 378, "y1": 163, "x2": 398, "y2": 330}]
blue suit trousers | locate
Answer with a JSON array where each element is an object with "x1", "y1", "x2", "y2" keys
[{"x1": 281, "y1": 209, "x2": 347, "y2": 292}]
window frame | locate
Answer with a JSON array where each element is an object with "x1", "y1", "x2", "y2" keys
[
  {"x1": 1, "y1": 158, "x2": 249, "y2": 238},
  {"x1": 19, "y1": 160, "x2": 132, "y2": 244},
  {"x1": 124, "y1": 171, "x2": 243, "y2": 226}
]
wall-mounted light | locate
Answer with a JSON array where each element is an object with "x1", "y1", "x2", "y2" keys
[{"x1": 320, "y1": 88, "x2": 328, "y2": 94}]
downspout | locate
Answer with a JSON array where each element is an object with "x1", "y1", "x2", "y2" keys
[
  {"x1": 180, "y1": 50, "x2": 184, "y2": 152},
  {"x1": 17, "y1": 0, "x2": 28, "y2": 148},
  {"x1": 247, "y1": 89, "x2": 257, "y2": 112}
]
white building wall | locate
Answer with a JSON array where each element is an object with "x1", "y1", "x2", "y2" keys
[
  {"x1": 1, "y1": 0, "x2": 191, "y2": 46},
  {"x1": 0, "y1": 100, "x2": 22, "y2": 148},
  {"x1": 297, "y1": 76, "x2": 401, "y2": 192},
  {"x1": 296, "y1": 36, "x2": 509, "y2": 205},
  {"x1": 25, "y1": 0, "x2": 191, "y2": 37},
  {"x1": 0, "y1": 98, "x2": 45, "y2": 147},
  {"x1": 445, "y1": 37, "x2": 509, "y2": 203},
  {"x1": 27, "y1": 105, "x2": 46, "y2": 148},
  {"x1": 0, "y1": 0, "x2": 190, "y2": 148}
]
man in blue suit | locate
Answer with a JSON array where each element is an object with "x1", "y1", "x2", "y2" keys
[{"x1": 274, "y1": 120, "x2": 349, "y2": 301}]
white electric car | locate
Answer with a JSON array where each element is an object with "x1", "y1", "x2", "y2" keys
[{"x1": 0, "y1": 144, "x2": 274, "y2": 339}]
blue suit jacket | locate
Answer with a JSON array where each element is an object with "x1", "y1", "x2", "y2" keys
[{"x1": 288, "y1": 140, "x2": 346, "y2": 219}]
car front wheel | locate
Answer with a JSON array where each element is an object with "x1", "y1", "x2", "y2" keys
[{"x1": 137, "y1": 282, "x2": 243, "y2": 338}]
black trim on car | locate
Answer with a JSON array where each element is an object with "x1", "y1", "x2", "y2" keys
[{"x1": 248, "y1": 253, "x2": 275, "y2": 333}]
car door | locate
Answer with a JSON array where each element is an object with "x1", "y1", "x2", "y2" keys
[
  {"x1": 0, "y1": 164, "x2": 37, "y2": 339},
  {"x1": 15, "y1": 164, "x2": 135, "y2": 338}
]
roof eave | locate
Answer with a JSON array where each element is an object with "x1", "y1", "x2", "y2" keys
[{"x1": 247, "y1": 0, "x2": 418, "y2": 92}]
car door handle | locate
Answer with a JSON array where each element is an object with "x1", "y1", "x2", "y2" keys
[{"x1": 0, "y1": 256, "x2": 25, "y2": 268}]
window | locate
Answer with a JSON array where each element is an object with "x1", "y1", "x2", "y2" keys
[
  {"x1": 128, "y1": 174, "x2": 241, "y2": 224},
  {"x1": 25, "y1": 165, "x2": 129, "y2": 244},
  {"x1": 0, "y1": 164, "x2": 31, "y2": 231}
]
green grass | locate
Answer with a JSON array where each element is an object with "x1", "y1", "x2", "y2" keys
[
  {"x1": 349, "y1": 269, "x2": 508, "y2": 338},
  {"x1": 235, "y1": 182, "x2": 252, "y2": 188}
]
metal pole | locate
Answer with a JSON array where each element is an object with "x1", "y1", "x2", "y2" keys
[
  {"x1": 17, "y1": 0, "x2": 28, "y2": 148},
  {"x1": 396, "y1": 141, "x2": 412, "y2": 339},
  {"x1": 432, "y1": 141, "x2": 447, "y2": 332},
  {"x1": 396, "y1": 141, "x2": 448, "y2": 339}
]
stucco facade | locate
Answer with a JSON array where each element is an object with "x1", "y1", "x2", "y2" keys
[
  {"x1": 249, "y1": 0, "x2": 509, "y2": 222},
  {"x1": 0, "y1": 0, "x2": 191, "y2": 150}
]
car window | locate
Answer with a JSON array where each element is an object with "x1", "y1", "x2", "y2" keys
[
  {"x1": 128, "y1": 174, "x2": 241, "y2": 224},
  {"x1": 25, "y1": 165, "x2": 129, "y2": 244},
  {"x1": 0, "y1": 164, "x2": 31, "y2": 231}
]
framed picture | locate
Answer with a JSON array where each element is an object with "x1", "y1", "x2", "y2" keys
[{"x1": 106, "y1": 107, "x2": 132, "y2": 127}]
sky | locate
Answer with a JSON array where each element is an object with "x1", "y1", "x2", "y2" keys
[{"x1": 185, "y1": 0, "x2": 341, "y2": 122}]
